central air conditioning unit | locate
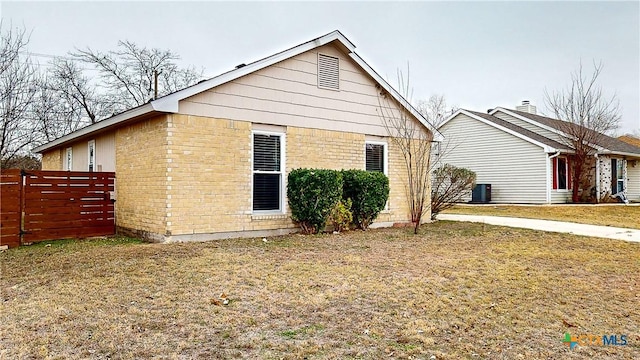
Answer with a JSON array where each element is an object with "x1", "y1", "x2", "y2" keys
[{"x1": 471, "y1": 184, "x2": 491, "y2": 203}]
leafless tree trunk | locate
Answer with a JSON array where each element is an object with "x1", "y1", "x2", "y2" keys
[
  {"x1": 0, "y1": 22, "x2": 39, "y2": 168},
  {"x1": 545, "y1": 62, "x2": 621, "y2": 202},
  {"x1": 377, "y1": 66, "x2": 436, "y2": 234}
]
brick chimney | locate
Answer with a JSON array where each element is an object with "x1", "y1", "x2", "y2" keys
[{"x1": 516, "y1": 100, "x2": 537, "y2": 114}]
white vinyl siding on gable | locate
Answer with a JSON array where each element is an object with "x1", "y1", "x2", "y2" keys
[
  {"x1": 439, "y1": 114, "x2": 548, "y2": 203},
  {"x1": 179, "y1": 44, "x2": 398, "y2": 138},
  {"x1": 492, "y1": 111, "x2": 565, "y2": 144}
]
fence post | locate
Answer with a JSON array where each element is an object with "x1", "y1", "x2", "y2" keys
[{"x1": 19, "y1": 170, "x2": 26, "y2": 245}]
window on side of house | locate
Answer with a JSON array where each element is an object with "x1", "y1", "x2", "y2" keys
[
  {"x1": 552, "y1": 156, "x2": 570, "y2": 190},
  {"x1": 365, "y1": 142, "x2": 387, "y2": 174},
  {"x1": 65, "y1": 147, "x2": 73, "y2": 171},
  {"x1": 88, "y1": 140, "x2": 95, "y2": 172},
  {"x1": 611, "y1": 158, "x2": 624, "y2": 194},
  {"x1": 317, "y1": 54, "x2": 339, "y2": 90},
  {"x1": 253, "y1": 132, "x2": 284, "y2": 212}
]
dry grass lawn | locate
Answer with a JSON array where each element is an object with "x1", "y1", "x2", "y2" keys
[
  {"x1": 1, "y1": 223, "x2": 638, "y2": 359},
  {"x1": 443, "y1": 204, "x2": 640, "y2": 229}
]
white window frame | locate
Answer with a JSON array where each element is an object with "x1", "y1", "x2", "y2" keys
[
  {"x1": 365, "y1": 141, "x2": 388, "y2": 175},
  {"x1": 251, "y1": 131, "x2": 286, "y2": 214},
  {"x1": 612, "y1": 158, "x2": 624, "y2": 194},
  {"x1": 556, "y1": 156, "x2": 569, "y2": 191},
  {"x1": 65, "y1": 147, "x2": 73, "y2": 171},
  {"x1": 87, "y1": 140, "x2": 96, "y2": 172}
]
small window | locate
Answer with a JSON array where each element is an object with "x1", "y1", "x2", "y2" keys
[
  {"x1": 366, "y1": 142, "x2": 387, "y2": 174},
  {"x1": 318, "y1": 54, "x2": 339, "y2": 90},
  {"x1": 65, "y1": 147, "x2": 73, "y2": 171},
  {"x1": 88, "y1": 140, "x2": 95, "y2": 172},
  {"x1": 253, "y1": 132, "x2": 284, "y2": 212},
  {"x1": 557, "y1": 157, "x2": 567, "y2": 190},
  {"x1": 552, "y1": 156, "x2": 569, "y2": 190},
  {"x1": 611, "y1": 159, "x2": 624, "y2": 194}
]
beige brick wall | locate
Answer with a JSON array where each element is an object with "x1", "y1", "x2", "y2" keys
[
  {"x1": 167, "y1": 115, "x2": 256, "y2": 235},
  {"x1": 166, "y1": 119, "x2": 414, "y2": 237},
  {"x1": 287, "y1": 127, "x2": 365, "y2": 170},
  {"x1": 40, "y1": 115, "x2": 420, "y2": 240},
  {"x1": 115, "y1": 115, "x2": 169, "y2": 239},
  {"x1": 41, "y1": 149, "x2": 62, "y2": 170}
]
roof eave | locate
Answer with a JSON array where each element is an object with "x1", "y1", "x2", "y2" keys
[
  {"x1": 33, "y1": 103, "x2": 157, "y2": 153},
  {"x1": 598, "y1": 150, "x2": 640, "y2": 158},
  {"x1": 348, "y1": 53, "x2": 444, "y2": 142}
]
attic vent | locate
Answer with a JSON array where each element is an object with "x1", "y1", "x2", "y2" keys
[{"x1": 318, "y1": 54, "x2": 339, "y2": 90}]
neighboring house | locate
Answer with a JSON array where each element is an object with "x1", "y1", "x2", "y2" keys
[
  {"x1": 438, "y1": 101, "x2": 640, "y2": 204},
  {"x1": 619, "y1": 134, "x2": 640, "y2": 148},
  {"x1": 33, "y1": 30, "x2": 442, "y2": 242}
]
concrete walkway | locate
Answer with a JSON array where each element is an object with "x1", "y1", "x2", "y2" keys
[{"x1": 437, "y1": 214, "x2": 640, "y2": 243}]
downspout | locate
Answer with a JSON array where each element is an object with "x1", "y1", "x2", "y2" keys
[
  {"x1": 594, "y1": 153, "x2": 600, "y2": 203},
  {"x1": 547, "y1": 151, "x2": 561, "y2": 204}
]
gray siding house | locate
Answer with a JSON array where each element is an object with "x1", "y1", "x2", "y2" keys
[{"x1": 438, "y1": 102, "x2": 640, "y2": 204}]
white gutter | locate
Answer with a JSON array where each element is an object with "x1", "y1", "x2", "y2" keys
[{"x1": 546, "y1": 151, "x2": 561, "y2": 204}]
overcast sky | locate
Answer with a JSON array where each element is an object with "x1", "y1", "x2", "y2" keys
[{"x1": 2, "y1": 1, "x2": 639, "y2": 134}]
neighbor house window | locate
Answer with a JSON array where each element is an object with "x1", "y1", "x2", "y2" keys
[
  {"x1": 611, "y1": 158, "x2": 624, "y2": 194},
  {"x1": 366, "y1": 142, "x2": 387, "y2": 174},
  {"x1": 552, "y1": 156, "x2": 570, "y2": 190},
  {"x1": 65, "y1": 147, "x2": 73, "y2": 171},
  {"x1": 88, "y1": 140, "x2": 95, "y2": 172},
  {"x1": 253, "y1": 132, "x2": 285, "y2": 212},
  {"x1": 317, "y1": 54, "x2": 339, "y2": 90}
]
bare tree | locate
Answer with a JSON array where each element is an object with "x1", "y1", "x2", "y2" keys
[
  {"x1": 416, "y1": 94, "x2": 457, "y2": 128},
  {"x1": 72, "y1": 41, "x2": 203, "y2": 114},
  {"x1": 0, "y1": 22, "x2": 39, "y2": 168},
  {"x1": 545, "y1": 62, "x2": 621, "y2": 202},
  {"x1": 377, "y1": 66, "x2": 436, "y2": 234}
]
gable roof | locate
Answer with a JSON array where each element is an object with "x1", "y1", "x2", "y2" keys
[
  {"x1": 619, "y1": 135, "x2": 640, "y2": 148},
  {"x1": 440, "y1": 109, "x2": 572, "y2": 152},
  {"x1": 495, "y1": 108, "x2": 640, "y2": 156},
  {"x1": 465, "y1": 110, "x2": 572, "y2": 151},
  {"x1": 34, "y1": 30, "x2": 442, "y2": 153}
]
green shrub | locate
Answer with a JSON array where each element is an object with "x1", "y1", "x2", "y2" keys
[
  {"x1": 287, "y1": 168, "x2": 343, "y2": 234},
  {"x1": 329, "y1": 198, "x2": 353, "y2": 233},
  {"x1": 342, "y1": 169, "x2": 390, "y2": 230}
]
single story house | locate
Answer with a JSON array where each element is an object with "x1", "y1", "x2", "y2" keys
[
  {"x1": 619, "y1": 134, "x2": 640, "y2": 148},
  {"x1": 438, "y1": 101, "x2": 640, "y2": 204},
  {"x1": 34, "y1": 30, "x2": 442, "y2": 242}
]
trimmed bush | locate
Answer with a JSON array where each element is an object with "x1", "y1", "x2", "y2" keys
[
  {"x1": 342, "y1": 169, "x2": 390, "y2": 230},
  {"x1": 287, "y1": 168, "x2": 343, "y2": 234},
  {"x1": 431, "y1": 164, "x2": 476, "y2": 220},
  {"x1": 329, "y1": 198, "x2": 353, "y2": 233}
]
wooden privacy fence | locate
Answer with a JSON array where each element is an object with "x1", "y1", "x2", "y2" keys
[{"x1": 1, "y1": 170, "x2": 116, "y2": 248}]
